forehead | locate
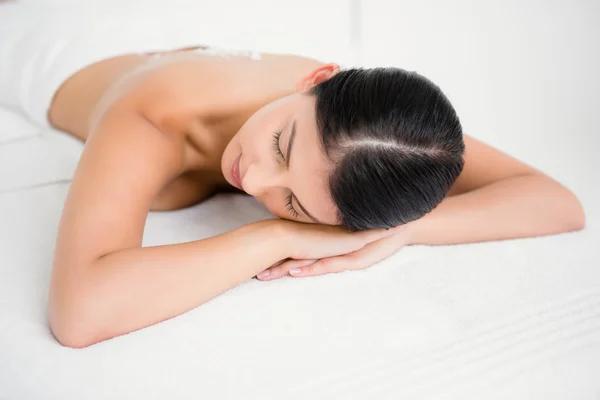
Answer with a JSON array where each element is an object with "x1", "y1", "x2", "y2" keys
[{"x1": 288, "y1": 95, "x2": 339, "y2": 225}]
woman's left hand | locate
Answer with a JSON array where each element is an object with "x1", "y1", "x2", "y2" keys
[{"x1": 255, "y1": 221, "x2": 414, "y2": 281}]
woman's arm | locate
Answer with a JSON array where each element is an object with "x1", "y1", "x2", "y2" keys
[
  {"x1": 67, "y1": 219, "x2": 286, "y2": 348},
  {"x1": 407, "y1": 134, "x2": 586, "y2": 245},
  {"x1": 255, "y1": 134, "x2": 587, "y2": 281},
  {"x1": 48, "y1": 94, "x2": 288, "y2": 348}
]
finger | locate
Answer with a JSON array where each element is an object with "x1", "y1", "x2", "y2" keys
[
  {"x1": 289, "y1": 255, "x2": 355, "y2": 278},
  {"x1": 256, "y1": 258, "x2": 317, "y2": 281},
  {"x1": 290, "y1": 226, "x2": 408, "y2": 278},
  {"x1": 254, "y1": 259, "x2": 285, "y2": 280}
]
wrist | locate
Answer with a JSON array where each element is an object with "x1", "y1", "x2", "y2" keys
[{"x1": 248, "y1": 218, "x2": 293, "y2": 259}]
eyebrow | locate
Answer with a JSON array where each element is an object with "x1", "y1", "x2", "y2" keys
[{"x1": 286, "y1": 118, "x2": 324, "y2": 224}]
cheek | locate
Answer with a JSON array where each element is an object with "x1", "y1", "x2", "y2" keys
[
  {"x1": 236, "y1": 113, "x2": 265, "y2": 146},
  {"x1": 234, "y1": 99, "x2": 290, "y2": 164},
  {"x1": 240, "y1": 117, "x2": 280, "y2": 156},
  {"x1": 262, "y1": 197, "x2": 287, "y2": 220}
]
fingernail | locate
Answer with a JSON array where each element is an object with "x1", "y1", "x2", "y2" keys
[
  {"x1": 257, "y1": 270, "x2": 271, "y2": 278},
  {"x1": 290, "y1": 268, "x2": 302, "y2": 275}
]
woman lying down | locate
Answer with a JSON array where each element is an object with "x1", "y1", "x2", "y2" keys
[{"x1": 42, "y1": 44, "x2": 585, "y2": 348}]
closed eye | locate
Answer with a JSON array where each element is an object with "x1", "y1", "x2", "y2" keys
[
  {"x1": 272, "y1": 129, "x2": 300, "y2": 219},
  {"x1": 285, "y1": 193, "x2": 300, "y2": 219},
  {"x1": 271, "y1": 130, "x2": 285, "y2": 161}
]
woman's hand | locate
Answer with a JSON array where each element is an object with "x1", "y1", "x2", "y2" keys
[{"x1": 255, "y1": 221, "x2": 410, "y2": 281}]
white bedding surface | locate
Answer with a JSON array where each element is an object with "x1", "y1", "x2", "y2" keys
[{"x1": 1, "y1": 107, "x2": 599, "y2": 400}]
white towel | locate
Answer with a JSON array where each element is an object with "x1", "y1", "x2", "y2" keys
[{"x1": 0, "y1": 6, "x2": 271, "y2": 130}]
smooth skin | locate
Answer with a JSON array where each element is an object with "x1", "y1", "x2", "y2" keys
[{"x1": 47, "y1": 46, "x2": 585, "y2": 348}]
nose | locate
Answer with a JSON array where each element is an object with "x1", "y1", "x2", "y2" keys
[{"x1": 241, "y1": 162, "x2": 287, "y2": 198}]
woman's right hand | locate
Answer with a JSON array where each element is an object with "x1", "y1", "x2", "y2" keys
[{"x1": 276, "y1": 220, "x2": 405, "y2": 261}]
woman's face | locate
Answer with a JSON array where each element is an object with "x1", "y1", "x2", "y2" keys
[{"x1": 221, "y1": 63, "x2": 342, "y2": 225}]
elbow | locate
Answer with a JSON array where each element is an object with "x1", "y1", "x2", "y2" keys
[
  {"x1": 50, "y1": 324, "x2": 94, "y2": 349},
  {"x1": 535, "y1": 175, "x2": 587, "y2": 233},
  {"x1": 560, "y1": 186, "x2": 586, "y2": 232},
  {"x1": 48, "y1": 287, "x2": 104, "y2": 349},
  {"x1": 49, "y1": 304, "x2": 98, "y2": 349},
  {"x1": 569, "y1": 204, "x2": 586, "y2": 232}
]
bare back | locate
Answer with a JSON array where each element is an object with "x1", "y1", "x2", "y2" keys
[{"x1": 48, "y1": 45, "x2": 325, "y2": 209}]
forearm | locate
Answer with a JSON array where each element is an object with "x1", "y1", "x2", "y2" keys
[
  {"x1": 407, "y1": 174, "x2": 586, "y2": 245},
  {"x1": 50, "y1": 219, "x2": 288, "y2": 348}
]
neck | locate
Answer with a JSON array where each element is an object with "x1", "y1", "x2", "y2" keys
[{"x1": 191, "y1": 87, "x2": 297, "y2": 187}]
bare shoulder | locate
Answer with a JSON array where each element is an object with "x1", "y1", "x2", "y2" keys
[
  {"x1": 132, "y1": 51, "x2": 326, "y2": 122},
  {"x1": 50, "y1": 47, "x2": 324, "y2": 140}
]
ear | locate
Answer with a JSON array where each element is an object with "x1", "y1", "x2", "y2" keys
[{"x1": 296, "y1": 63, "x2": 341, "y2": 92}]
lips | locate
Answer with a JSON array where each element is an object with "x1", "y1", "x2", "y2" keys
[{"x1": 231, "y1": 153, "x2": 244, "y2": 190}]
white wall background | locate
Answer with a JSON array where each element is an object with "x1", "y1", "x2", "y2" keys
[
  {"x1": 358, "y1": 0, "x2": 600, "y2": 224},
  {"x1": 2, "y1": 0, "x2": 599, "y2": 222}
]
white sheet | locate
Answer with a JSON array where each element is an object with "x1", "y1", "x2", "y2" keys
[{"x1": 1, "y1": 3, "x2": 600, "y2": 400}]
